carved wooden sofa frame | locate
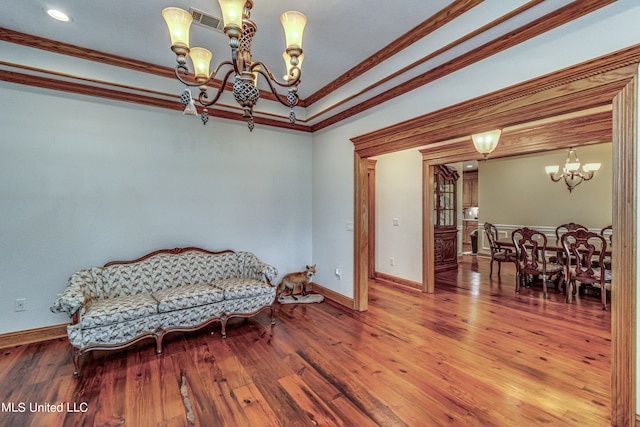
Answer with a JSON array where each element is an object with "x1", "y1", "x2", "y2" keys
[{"x1": 51, "y1": 247, "x2": 278, "y2": 377}]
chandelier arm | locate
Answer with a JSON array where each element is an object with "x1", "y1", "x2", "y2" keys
[
  {"x1": 565, "y1": 174, "x2": 583, "y2": 192},
  {"x1": 252, "y1": 67, "x2": 300, "y2": 108},
  {"x1": 251, "y1": 61, "x2": 301, "y2": 89},
  {"x1": 196, "y1": 68, "x2": 236, "y2": 107},
  {"x1": 174, "y1": 61, "x2": 235, "y2": 88},
  {"x1": 547, "y1": 174, "x2": 564, "y2": 183}
]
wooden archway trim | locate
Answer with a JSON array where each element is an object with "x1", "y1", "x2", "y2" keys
[
  {"x1": 351, "y1": 46, "x2": 638, "y2": 426},
  {"x1": 352, "y1": 45, "x2": 640, "y2": 156}
]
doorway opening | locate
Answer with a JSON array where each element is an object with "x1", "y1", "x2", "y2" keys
[{"x1": 351, "y1": 52, "x2": 638, "y2": 425}]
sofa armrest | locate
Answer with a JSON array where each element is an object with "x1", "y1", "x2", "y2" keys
[
  {"x1": 50, "y1": 267, "x2": 102, "y2": 319},
  {"x1": 239, "y1": 252, "x2": 278, "y2": 285},
  {"x1": 254, "y1": 262, "x2": 278, "y2": 285}
]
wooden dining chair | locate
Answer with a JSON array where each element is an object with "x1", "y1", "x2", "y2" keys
[
  {"x1": 555, "y1": 222, "x2": 589, "y2": 243},
  {"x1": 600, "y1": 225, "x2": 613, "y2": 243},
  {"x1": 551, "y1": 222, "x2": 589, "y2": 264},
  {"x1": 512, "y1": 227, "x2": 564, "y2": 299},
  {"x1": 483, "y1": 222, "x2": 516, "y2": 277},
  {"x1": 561, "y1": 229, "x2": 611, "y2": 310},
  {"x1": 600, "y1": 225, "x2": 612, "y2": 269}
]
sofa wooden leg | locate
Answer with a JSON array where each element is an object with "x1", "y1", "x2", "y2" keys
[
  {"x1": 221, "y1": 315, "x2": 228, "y2": 339},
  {"x1": 73, "y1": 349, "x2": 81, "y2": 378},
  {"x1": 270, "y1": 306, "x2": 276, "y2": 325},
  {"x1": 155, "y1": 330, "x2": 164, "y2": 355}
]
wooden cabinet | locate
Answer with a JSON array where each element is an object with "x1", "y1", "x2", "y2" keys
[
  {"x1": 462, "y1": 220, "x2": 478, "y2": 245},
  {"x1": 462, "y1": 171, "x2": 478, "y2": 208},
  {"x1": 433, "y1": 165, "x2": 459, "y2": 272}
]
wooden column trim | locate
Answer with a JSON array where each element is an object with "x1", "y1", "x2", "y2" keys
[
  {"x1": 353, "y1": 153, "x2": 369, "y2": 312},
  {"x1": 423, "y1": 162, "x2": 435, "y2": 293},
  {"x1": 610, "y1": 73, "x2": 637, "y2": 427},
  {"x1": 367, "y1": 159, "x2": 377, "y2": 279}
]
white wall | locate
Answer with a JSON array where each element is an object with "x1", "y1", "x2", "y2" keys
[
  {"x1": 310, "y1": 128, "x2": 356, "y2": 297},
  {"x1": 373, "y1": 149, "x2": 423, "y2": 283},
  {"x1": 0, "y1": 82, "x2": 313, "y2": 334}
]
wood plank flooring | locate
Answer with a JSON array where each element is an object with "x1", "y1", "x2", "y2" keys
[{"x1": 0, "y1": 256, "x2": 611, "y2": 426}]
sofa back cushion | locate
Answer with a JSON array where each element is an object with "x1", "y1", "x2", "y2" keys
[{"x1": 101, "y1": 250, "x2": 242, "y2": 298}]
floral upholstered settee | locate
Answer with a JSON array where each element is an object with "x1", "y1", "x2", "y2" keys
[{"x1": 50, "y1": 247, "x2": 278, "y2": 376}]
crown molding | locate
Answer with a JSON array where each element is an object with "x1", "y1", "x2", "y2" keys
[
  {"x1": 0, "y1": 27, "x2": 292, "y2": 107},
  {"x1": 0, "y1": 67, "x2": 311, "y2": 132},
  {"x1": 304, "y1": 0, "x2": 484, "y2": 106},
  {"x1": 0, "y1": 0, "x2": 623, "y2": 132},
  {"x1": 311, "y1": 0, "x2": 617, "y2": 132}
]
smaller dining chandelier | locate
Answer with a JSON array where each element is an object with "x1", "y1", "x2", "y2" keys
[
  {"x1": 472, "y1": 129, "x2": 501, "y2": 160},
  {"x1": 544, "y1": 147, "x2": 601, "y2": 192},
  {"x1": 162, "y1": 0, "x2": 307, "y2": 131}
]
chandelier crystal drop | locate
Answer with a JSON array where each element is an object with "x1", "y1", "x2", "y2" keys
[{"x1": 162, "y1": 0, "x2": 307, "y2": 131}]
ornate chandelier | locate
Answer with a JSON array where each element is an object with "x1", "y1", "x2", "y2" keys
[
  {"x1": 544, "y1": 147, "x2": 601, "y2": 192},
  {"x1": 162, "y1": 0, "x2": 307, "y2": 131}
]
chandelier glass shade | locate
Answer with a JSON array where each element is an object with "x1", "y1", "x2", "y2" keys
[
  {"x1": 544, "y1": 147, "x2": 601, "y2": 192},
  {"x1": 162, "y1": 0, "x2": 307, "y2": 131},
  {"x1": 472, "y1": 129, "x2": 501, "y2": 160}
]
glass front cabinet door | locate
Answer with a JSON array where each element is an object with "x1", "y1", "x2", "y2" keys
[{"x1": 434, "y1": 165, "x2": 459, "y2": 272}]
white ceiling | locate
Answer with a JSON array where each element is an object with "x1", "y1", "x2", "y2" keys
[
  {"x1": 1, "y1": 0, "x2": 610, "y2": 128},
  {"x1": 0, "y1": 0, "x2": 454, "y2": 96}
]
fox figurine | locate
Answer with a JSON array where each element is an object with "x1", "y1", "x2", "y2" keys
[{"x1": 277, "y1": 264, "x2": 316, "y2": 301}]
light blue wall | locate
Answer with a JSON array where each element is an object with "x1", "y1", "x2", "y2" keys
[{"x1": 0, "y1": 83, "x2": 313, "y2": 334}]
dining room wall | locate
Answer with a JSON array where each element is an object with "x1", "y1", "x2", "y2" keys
[{"x1": 477, "y1": 143, "x2": 613, "y2": 242}]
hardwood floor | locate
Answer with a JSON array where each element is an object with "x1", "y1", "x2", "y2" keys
[{"x1": 0, "y1": 256, "x2": 611, "y2": 426}]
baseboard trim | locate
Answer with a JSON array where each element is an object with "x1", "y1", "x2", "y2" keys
[
  {"x1": 0, "y1": 324, "x2": 68, "y2": 349},
  {"x1": 374, "y1": 272, "x2": 422, "y2": 290},
  {"x1": 308, "y1": 282, "x2": 354, "y2": 310}
]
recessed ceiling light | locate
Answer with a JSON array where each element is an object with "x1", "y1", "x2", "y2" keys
[{"x1": 46, "y1": 9, "x2": 71, "y2": 22}]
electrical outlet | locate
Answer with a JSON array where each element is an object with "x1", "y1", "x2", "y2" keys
[
  {"x1": 335, "y1": 268, "x2": 342, "y2": 279},
  {"x1": 390, "y1": 257, "x2": 395, "y2": 266},
  {"x1": 15, "y1": 298, "x2": 26, "y2": 312}
]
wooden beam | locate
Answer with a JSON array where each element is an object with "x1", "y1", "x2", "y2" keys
[
  {"x1": 305, "y1": 0, "x2": 484, "y2": 106},
  {"x1": 313, "y1": 0, "x2": 618, "y2": 132}
]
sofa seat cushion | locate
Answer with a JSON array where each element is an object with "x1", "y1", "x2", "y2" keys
[
  {"x1": 81, "y1": 294, "x2": 158, "y2": 329},
  {"x1": 154, "y1": 284, "x2": 224, "y2": 313},
  {"x1": 70, "y1": 316, "x2": 161, "y2": 348},
  {"x1": 214, "y1": 278, "x2": 275, "y2": 300}
]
